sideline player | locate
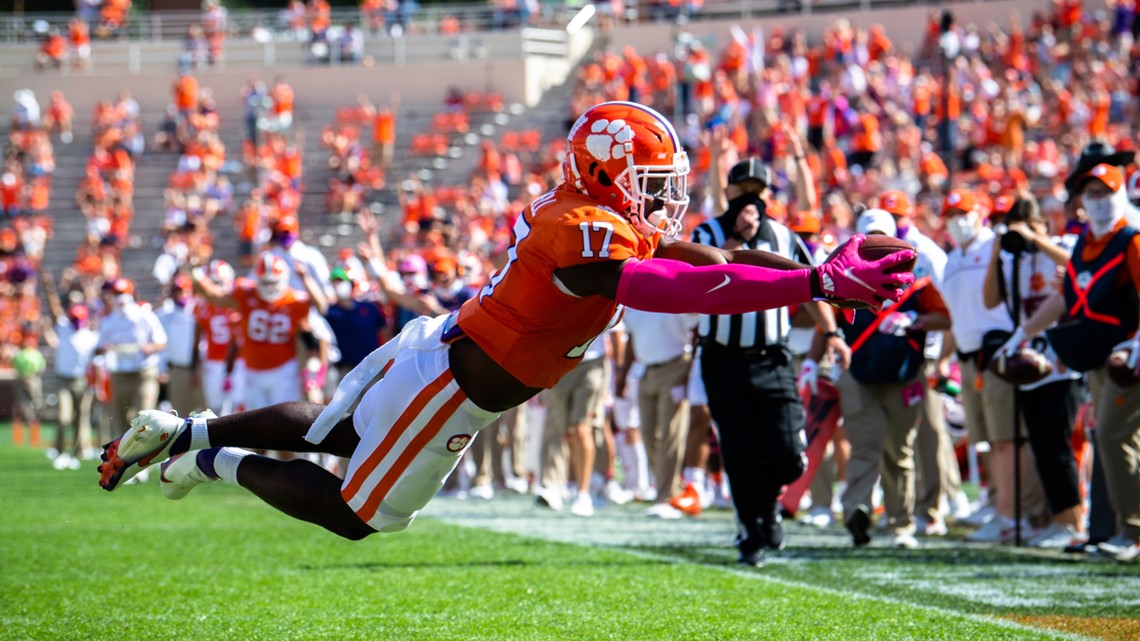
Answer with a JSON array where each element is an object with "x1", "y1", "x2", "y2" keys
[{"x1": 98, "y1": 102, "x2": 913, "y2": 546}]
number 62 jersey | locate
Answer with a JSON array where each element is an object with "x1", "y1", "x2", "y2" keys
[
  {"x1": 456, "y1": 185, "x2": 658, "y2": 389},
  {"x1": 231, "y1": 277, "x2": 311, "y2": 372}
]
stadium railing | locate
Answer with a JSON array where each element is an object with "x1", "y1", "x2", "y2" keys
[{"x1": 0, "y1": 0, "x2": 981, "y2": 45}]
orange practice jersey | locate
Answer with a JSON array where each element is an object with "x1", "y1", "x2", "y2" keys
[
  {"x1": 195, "y1": 302, "x2": 240, "y2": 362},
  {"x1": 456, "y1": 185, "x2": 659, "y2": 388},
  {"x1": 231, "y1": 278, "x2": 310, "y2": 371}
]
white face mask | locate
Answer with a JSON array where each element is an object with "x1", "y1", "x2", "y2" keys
[
  {"x1": 1084, "y1": 194, "x2": 1118, "y2": 236},
  {"x1": 333, "y1": 281, "x2": 352, "y2": 300},
  {"x1": 946, "y1": 213, "x2": 978, "y2": 247}
]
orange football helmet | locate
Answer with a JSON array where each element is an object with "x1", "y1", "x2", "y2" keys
[
  {"x1": 254, "y1": 253, "x2": 289, "y2": 302},
  {"x1": 563, "y1": 101, "x2": 690, "y2": 237}
]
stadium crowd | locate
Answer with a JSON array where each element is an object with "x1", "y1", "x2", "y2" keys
[{"x1": 6, "y1": 0, "x2": 1140, "y2": 562}]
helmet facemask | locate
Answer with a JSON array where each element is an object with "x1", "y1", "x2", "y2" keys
[
  {"x1": 621, "y1": 156, "x2": 690, "y2": 238},
  {"x1": 257, "y1": 277, "x2": 287, "y2": 302}
]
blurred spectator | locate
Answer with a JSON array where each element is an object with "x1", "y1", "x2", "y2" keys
[
  {"x1": 269, "y1": 76, "x2": 295, "y2": 133},
  {"x1": 180, "y1": 24, "x2": 210, "y2": 73},
  {"x1": 202, "y1": 0, "x2": 228, "y2": 66},
  {"x1": 35, "y1": 31, "x2": 67, "y2": 71},
  {"x1": 12, "y1": 335, "x2": 46, "y2": 448},
  {"x1": 339, "y1": 22, "x2": 365, "y2": 64},
  {"x1": 68, "y1": 17, "x2": 91, "y2": 68},
  {"x1": 44, "y1": 91, "x2": 74, "y2": 144}
]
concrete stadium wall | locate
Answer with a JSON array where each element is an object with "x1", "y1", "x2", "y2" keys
[{"x1": 0, "y1": 58, "x2": 531, "y2": 119}]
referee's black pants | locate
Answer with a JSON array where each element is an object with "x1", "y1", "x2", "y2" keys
[{"x1": 701, "y1": 344, "x2": 806, "y2": 534}]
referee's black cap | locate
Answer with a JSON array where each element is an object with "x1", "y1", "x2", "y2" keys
[{"x1": 727, "y1": 158, "x2": 773, "y2": 189}]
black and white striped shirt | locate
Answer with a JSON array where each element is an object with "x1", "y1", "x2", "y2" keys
[{"x1": 690, "y1": 215, "x2": 814, "y2": 349}]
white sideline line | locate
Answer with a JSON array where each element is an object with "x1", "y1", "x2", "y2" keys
[
  {"x1": 429, "y1": 498, "x2": 1102, "y2": 641},
  {"x1": 619, "y1": 547, "x2": 1099, "y2": 641}
]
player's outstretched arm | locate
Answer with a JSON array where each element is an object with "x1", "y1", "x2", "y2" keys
[{"x1": 555, "y1": 235, "x2": 915, "y2": 314}]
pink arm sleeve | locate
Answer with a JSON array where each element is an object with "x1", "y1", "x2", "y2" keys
[{"x1": 615, "y1": 258, "x2": 812, "y2": 315}]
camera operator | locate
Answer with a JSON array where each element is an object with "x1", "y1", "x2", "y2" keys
[
  {"x1": 1014, "y1": 165, "x2": 1140, "y2": 561},
  {"x1": 984, "y1": 195, "x2": 1084, "y2": 548}
]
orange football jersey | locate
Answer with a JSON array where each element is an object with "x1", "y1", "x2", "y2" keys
[
  {"x1": 195, "y1": 302, "x2": 240, "y2": 362},
  {"x1": 457, "y1": 185, "x2": 658, "y2": 388},
  {"x1": 231, "y1": 278, "x2": 311, "y2": 371}
]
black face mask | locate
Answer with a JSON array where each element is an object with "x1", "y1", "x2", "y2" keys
[{"x1": 719, "y1": 193, "x2": 767, "y2": 241}]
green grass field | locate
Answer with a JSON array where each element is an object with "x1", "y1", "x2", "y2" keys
[{"x1": 2, "y1": 429, "x2": 1138, "y2": 641}]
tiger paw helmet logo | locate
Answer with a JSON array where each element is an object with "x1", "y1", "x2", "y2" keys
[
  {"x1": 447, "y1": 434, "x2": 471, "y2": 452},
  {"x1": 585, "y1": 119, "x2": 633, "y2": 162}
]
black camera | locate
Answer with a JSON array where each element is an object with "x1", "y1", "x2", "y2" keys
[{"x1": 997, "y1": 226, "x2": 1032, "y2": 254}]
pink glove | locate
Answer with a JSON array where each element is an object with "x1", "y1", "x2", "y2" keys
[
  {"x1": 302, "y1": 363, "x2": 328, "y2": 392},
  {"x1": 813, "y1": 235, "x2": 915, "y2": 308}
]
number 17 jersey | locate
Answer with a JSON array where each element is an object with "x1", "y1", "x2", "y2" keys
[{"x1": 456, "y1": 185, "x2": 658, "y2": 388}]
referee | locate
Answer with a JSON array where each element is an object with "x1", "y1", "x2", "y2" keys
[{"x1": 692, "y1": 157, "x2": 850, "y2": 566}]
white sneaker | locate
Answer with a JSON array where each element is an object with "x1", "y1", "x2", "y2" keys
[
  {"x1": 52, "y1": 453, "x2": 75, "y2": 471},
  {"x1": 889, "y1": 533, "x2": 919, "y2": 549},
  {"x1": 645, "y1": 502, "x2": 683, "y2": 519},
  {"x1": 468, "y1": 483, "x2": 495, "y2": 500},
  {"x1": 604, "y1": 479, "x2": 632, "y2": 506},
  {"x1": 536, "y1": 485, "x2": 564, "y2": 511},
  {"x1": 504, "y1": 477, "x2": 529, "y2": 495},
  {"x1": 1027, "y1": 523, "x2": 1077, "y2": 549},
  {"x1": 46, "y1": 447, "x2": 60, "y2": 460},
  {"x1": 800, "y1": 506, "x2": 834, "y2": 529},
  {"x1": 961, "y1": 504, "x2": 996, "y2": 527},
  {"x1": 99, "y1": 410, "x2": 190, "y2": 491},
  {"x1": 160, "y1": 451, "x2": 217, "y2": 500},
  {"x1": 1095, "y1": 534, "x2": 1140, "y2": 561},
  {"x1": 947, "y1": 491, "x2": 972, "y2": 522},
  {"x1": 965, "y1": 517, "x2": 1013, "y2": 543},
  {"x1": 570, "y1": 492, "x2": 595, "y2": 517},
  {"x1": 965, "y1": 517, "x2": 1036, "y2": 544},
  {"x1": 915, "y1": 516, "x2": 948, "y2": 537}
]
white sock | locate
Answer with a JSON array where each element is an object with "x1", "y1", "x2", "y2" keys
[
  {"x1": 633, "y1": 440, "x2": 650, "y2": 492},
  {"x1": 214, "y1": 447, "x2": 252, "y2": 484},
  {"x1": 682, "y1": 466, "x2": 706, "y2": 488},
  {"x1": 616, "y1": 439, "x2": 637, "y2": 490},
  {"x1": 189, "y1": 417, "x2": 211, "y2": 452}
]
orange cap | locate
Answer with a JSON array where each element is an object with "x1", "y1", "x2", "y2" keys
[
  {"x1": 273, "y1": 216, "x2": 299, "y2": 233},
  {"x1": 992, "y1": 194, "x2": 1017, "y2": 216},
  {"x1": 1081, "y1": 163, "x2": 1124, "y2": 192},
  {"x1": 431, "y1": 256, "x2": 458, "y2": 276},
  {"x1": 789, "y1": 212, "x2": 821, "y2": 235},
  {"x1": 877, "y1": 190, "x2": 913, "y2": 217},
  {"x1": 941, "y1": 189, "x2": 979, "y2": 216}
]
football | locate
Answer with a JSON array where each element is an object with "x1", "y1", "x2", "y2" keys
[
  {"x1": 823, "y1": 234, "x2": 917, "y2": 309},
  {"x1": 991, "y1": 348, "x2": 1053, "y2": 386},
  {"x1": 1106, "y1": 349, "x2": 1140, "y2": 388}
]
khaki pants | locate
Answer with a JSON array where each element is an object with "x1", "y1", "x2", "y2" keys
[
  {"x1": 914, "y1": 368, "x2": 963, "y2": 522},
  {"x1": 16, "y1": 376, "x2": 42, "y2": 424},
  {"x1": 838, "y1": 371, "x2": 922, "y2": 536},
  {"x1": 166, "y1": 365, "x2": 204, "y2": 417},
  {"x1": 1088, "y1": 368, "x2": 1140, "y2": 539},
  {"x1": 472, "y1": 406, "x2": 527, "y2": 487},
  {"x1": 56, "y1": 376, "x2": 94, "y2": 455},
  {"x1": 960, "y1": 359, "x2": 1050, "y2": 520},
  {"x1": 540, "y1": 358, "x2": 607, "y2": 490},
  {"x1": 105, "y1": 369, "x2": 160, "y2": 439},
  {"x1": 638, "y1": 354, "x2": 692, "y2": 502}
]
